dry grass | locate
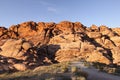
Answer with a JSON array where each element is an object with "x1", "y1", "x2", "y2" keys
[
  {"x1": 0, "y1": 62, "x2": 69, "y2": 79},
  {"x1": 81, "y1": 60, "x2": 120, "y2": 76},
  {"x1": 91, "y1": 62, "x2": 120, "y2": 75},
  {"x1": 0, "y1": 61, "x2": 87, "y2": 80}
]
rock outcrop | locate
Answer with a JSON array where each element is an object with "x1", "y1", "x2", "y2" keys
[
  {"x1": 0, "y1": 39, "x2": 33, "y2": 60},
  {"x1": 0, "y1": 21, "x2": 120, "y2": 72}
]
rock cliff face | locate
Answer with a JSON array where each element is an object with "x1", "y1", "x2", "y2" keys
[{"x1": 0, "y1": 21, "x2": 120, "y2": 71}]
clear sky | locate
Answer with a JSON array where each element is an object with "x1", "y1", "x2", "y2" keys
[{"x1": 0, "y1": 0, "x2": 120, "y2": 28}]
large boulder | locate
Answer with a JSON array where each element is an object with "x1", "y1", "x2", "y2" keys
[
  {"x1": 0, "y1": 39, "x2": 32, "y2": 60},
  {"x1": 86, "y1": 51, "x2": 111, "y2": 64},
  {"x1": 55, "y1": 21, "x2": 74, "y2": 34},
  {"x1": 87, "y1": 32, "x2": 102, "y2": 39},
  {"x1": 74, "y1": 22, "x2": 85, "y2": 32},
  {"x1": 90, "y1": 24, "x2": 99, "y2": 32},
  {"x1": 110, "y1": 36, "x2": 120, "y2": 46},
  {"x1": 0, "y1": 27, "x2": 8, "y2": 36},
  {"x1": 22, "y1": 42, "x2": 32, "y2": 50},
  {"x1": 17, "y1": 21, "x2": 37, "y2": 37},
  {"x1": 111, "y1": 47, "x2": 120, "y2": 65},
  {"x1": 112, "y1": 28, "x2": 120, "y2": 36},
  {"x1": 55, "y1": 49, "x2": 80, "y2": 62},
  {"x1": 13, "y1": 63, "x2": 27, "y2": 71},
  {"x1": 99, "y1": 25, "x2": 110, "y2": 35}
]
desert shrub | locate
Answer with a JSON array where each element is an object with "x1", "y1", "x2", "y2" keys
[
  {"x1": 92, "y1": 62, "x2": 120, "y2": 76},
  {"x1": 115, "y1": 68, "x2": 120, "y2": 74},
  {"x1": 83, "y1": 62, "x2": 91, "y2": 67},
  {"x1": 92, "y1": 62, "x2": 106, "y2": 70},
  {"x1": 61, "y1": 65, "x2": 69, "y2": 73},
  {"x1": 71, "y1": 66, "x2": 78, "y2": 73},
  {"x1": 107, "y1": 68, "x2": 116, "y2": 73},
  {"x1": 74, "y1": 71, "x2": 88, "y2": 78}
]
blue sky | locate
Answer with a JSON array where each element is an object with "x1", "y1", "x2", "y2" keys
[{"x1": 0, "y1": 0, "x2": 120, "y2": 28}]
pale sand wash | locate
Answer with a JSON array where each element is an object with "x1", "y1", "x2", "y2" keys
[{"x1": 70, "y1": 61, "x2": 120, "y2": 80}]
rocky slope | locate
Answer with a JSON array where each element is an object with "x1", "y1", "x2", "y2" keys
[{"x1": 0, "y1": 21, "x2": 120, "y2": 72}]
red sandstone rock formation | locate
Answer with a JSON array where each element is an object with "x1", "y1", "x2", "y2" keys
[{"x1": 0, "y1": 21, "x2": 120, "y2": 72}]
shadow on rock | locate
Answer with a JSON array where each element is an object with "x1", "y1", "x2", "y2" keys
[{"x1": 37, "y1": 44, "x2": 60, "y2": 64}]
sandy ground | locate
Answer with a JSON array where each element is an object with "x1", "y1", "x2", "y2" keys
[{"x1": 70, "y1": 61, "x2": 120, "y2": 80}]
